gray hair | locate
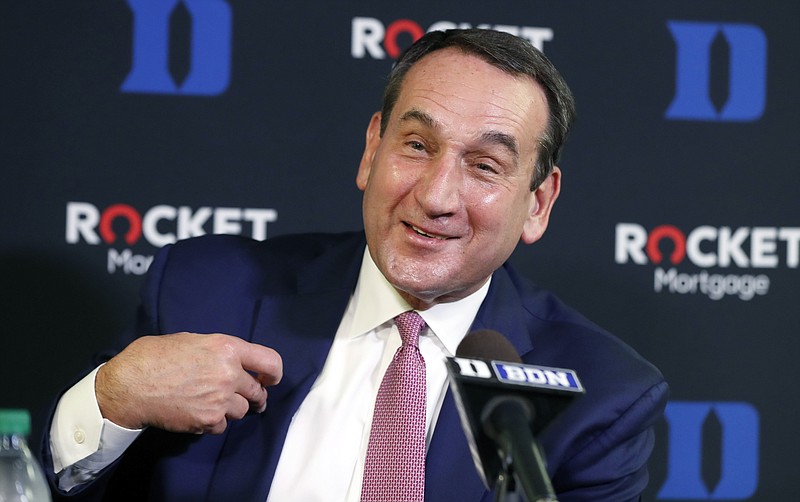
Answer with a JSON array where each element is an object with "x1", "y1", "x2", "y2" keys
[{"x1": 381, "y1": 29, "x2": 576, "y2": 190}]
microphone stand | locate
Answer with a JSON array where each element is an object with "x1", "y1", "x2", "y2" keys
[{"x1": 483, "y1": 396, "x2": 559, "y2": 502}]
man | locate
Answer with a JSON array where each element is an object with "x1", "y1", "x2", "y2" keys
[{"x1": 43, "y1": 29, "x2": 668, "y2": 501}]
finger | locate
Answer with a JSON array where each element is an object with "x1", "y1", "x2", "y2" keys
[
  {"x1": 230, "y1": 339, "x2": 283, "y2": 386},
  {"x1": 206, "y1": 418, "x2": 228, "y2": 435},
  {"x1": 234, "y1": 371, "x2": 268, "y2": 412},
  {"x1": 226, "y1": 394, "x2": 251, "y2": 422},
  {"x1": 253, "y1": 387, "x2": 268, "y2": 414}
]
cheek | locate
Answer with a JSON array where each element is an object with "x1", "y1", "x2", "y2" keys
[
  {"x1": 363, "y1": 165, "x2": 408, "y2": 217},
  {"x1": 375, "y1": 163, "x2": 417, "y2": 202},
  {"x1": 468, "y1": 188, "x2": 530, "y2": 236},
  {"x1": 466, "y1": 187, "x2": 511, "y2": 221}
]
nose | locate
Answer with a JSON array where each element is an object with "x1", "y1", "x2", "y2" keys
[{"x1": 414, "y1": 154, "x2": 462, "y2": 217}]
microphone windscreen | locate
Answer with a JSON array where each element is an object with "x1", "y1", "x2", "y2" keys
[{"x1": 456, "y1": 329, "x2": 522, "y2": 363}]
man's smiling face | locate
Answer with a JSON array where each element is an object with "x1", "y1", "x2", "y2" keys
[{"x1": 356, "y1": 48, "x2": 560, "y2": 310}]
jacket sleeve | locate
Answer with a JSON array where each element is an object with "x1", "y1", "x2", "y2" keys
[
  {"x1": 551, "y1": 379, "x2": 669, "y2": 502},
  {"x1": 41, "y1": 243, "x2": 175, "y2": 501}
]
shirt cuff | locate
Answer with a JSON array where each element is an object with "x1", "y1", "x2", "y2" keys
[{"x1": 50, "y1": 366, "x2": 142, "y2": 472}]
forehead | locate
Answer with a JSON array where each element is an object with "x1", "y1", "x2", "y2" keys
[{"x1": 392, "y1": 48, "x2": 549, "y2": 154}]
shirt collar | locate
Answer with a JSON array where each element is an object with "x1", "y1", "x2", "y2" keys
[{"x1": 349, "y1": 247, "x2": 491, "y2": 356}]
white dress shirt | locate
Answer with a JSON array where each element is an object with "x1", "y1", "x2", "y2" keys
[{"x1": 51, "y1": 247, "x2": 490, "y2": 499}]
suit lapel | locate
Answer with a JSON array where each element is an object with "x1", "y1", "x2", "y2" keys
[
  {"x1": 471, "y1": 264, "x2": 534, "y2": 357},
  {"x1": 426, "y1": 264, "x2": 533, "y2": 502},
  {"x1": 425, "y1": 390, "x2": 490, "y2": 501},
  {"x1": 207, "y1": 234, "x2": 365, "y2": 501}
]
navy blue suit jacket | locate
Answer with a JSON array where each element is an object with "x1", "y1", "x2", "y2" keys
[{"x1": 44, "y1": 232, "x2": 668, "y2": 501}]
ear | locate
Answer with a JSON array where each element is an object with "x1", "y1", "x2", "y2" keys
[
  {"x1": 356, "y1": 112, "x2": 382, "y2": 191},
  {"x1": 521, "y1": 166, "x2": 561, "y2": 245}
]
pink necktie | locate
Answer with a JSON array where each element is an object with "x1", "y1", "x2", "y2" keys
[{"x1": 361, "y1": 311, "x2": 427, "y2": 502}]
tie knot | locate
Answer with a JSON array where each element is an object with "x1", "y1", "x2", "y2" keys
[{"x1": 394, "y1": 311, "x2": 426, "y2": 348}]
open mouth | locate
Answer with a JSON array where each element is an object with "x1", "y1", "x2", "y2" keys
[{"x1": 406, "y1": 222, "x2": 452, "y2": 240}]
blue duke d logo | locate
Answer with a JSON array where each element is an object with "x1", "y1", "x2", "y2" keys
[
  {"x1": 666, "y1": 21, "x2": 767, "y2": 122},
  {"x1": 659, "y1": 401, "x2": 759, "y2": 499},
  {"x1": 121, "y1": 0, "x2": 232, "y2": 96}
]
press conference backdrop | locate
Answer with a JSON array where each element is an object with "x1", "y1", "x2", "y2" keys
[{"x1": 2, "y1": 1, "x2": 797, "y2": 499}]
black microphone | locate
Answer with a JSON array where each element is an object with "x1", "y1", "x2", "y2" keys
[{"x1": 447, "y1": 330, "x2": 585, "y2": 502}]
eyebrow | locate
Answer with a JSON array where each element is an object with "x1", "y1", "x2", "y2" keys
[
  {"x1": 399, "y1": 109, "x2": 437, "y2": 129},
  {"x1": 479, "y1": 130, "x2": 519, "y2": 162},
  {"x1": 399, "y1": 108, "x2": 520, "y2": 162}
]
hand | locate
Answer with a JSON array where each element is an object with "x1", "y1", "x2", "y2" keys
[{"x1": 95, "y1": 332, "x2": 283, "y2": 434}]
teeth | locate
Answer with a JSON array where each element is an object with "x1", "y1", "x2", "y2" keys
[{"x1": 411, "y1": 225, "x2": 447, "y2": 240}]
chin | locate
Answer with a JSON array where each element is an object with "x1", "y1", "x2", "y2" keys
[{"x1": 392, "y1": 272, "x2": 474, "y2": 307}]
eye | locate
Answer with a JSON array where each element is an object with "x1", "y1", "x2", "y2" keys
[
  {"x1": 475, "y1": 162, "x2": 498, "y2": 174},
  {"x1": 407, "y1": 140, "x2": 425, "y2": 151}
]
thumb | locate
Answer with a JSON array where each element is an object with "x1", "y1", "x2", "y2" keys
[{"x1": 233, "y1": 338, "x2": 283, "y2": 386}]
